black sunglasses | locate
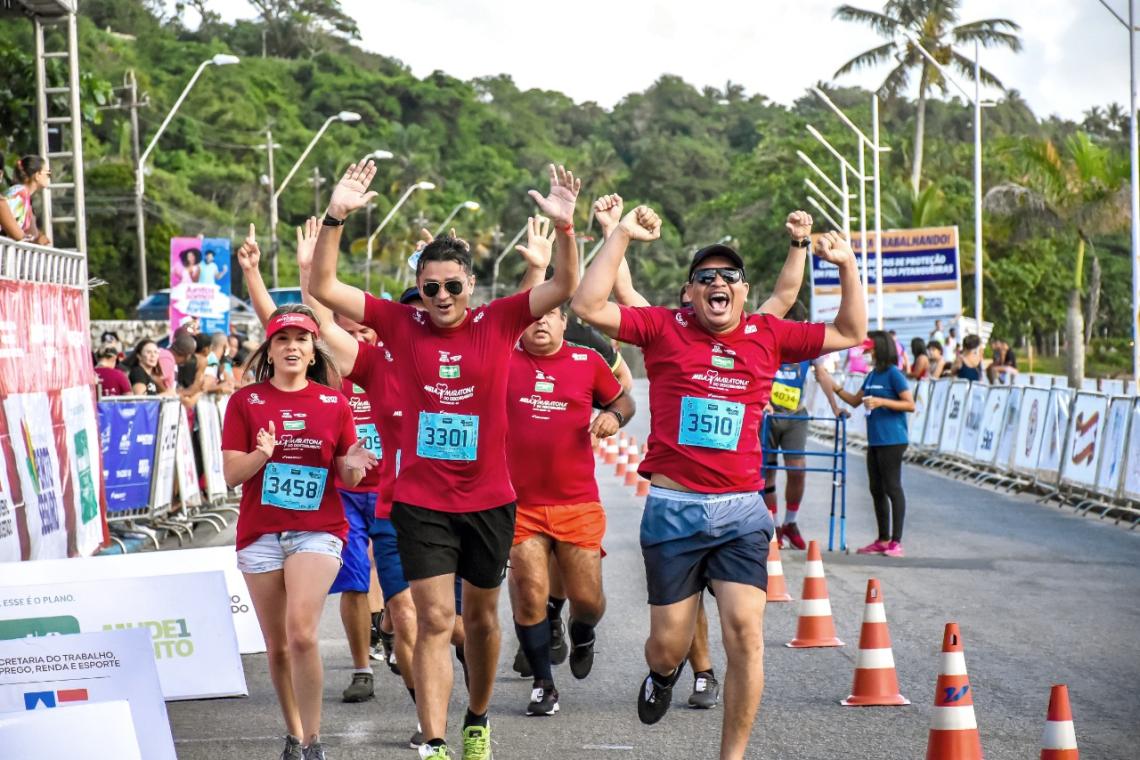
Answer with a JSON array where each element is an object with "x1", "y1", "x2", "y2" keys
[
  {"x1": 422, "y1": 279, "x2": 465, "y2": 298},
  {"x1": 690, "y1": 267, "x2": 743, "y2": 285}
]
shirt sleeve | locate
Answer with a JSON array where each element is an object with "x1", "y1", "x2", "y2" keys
[
  {"x1": 127, "y1": 366, "x2": 149, "y2": 387},
  {"x1": 889, "y1": 366, "x2": 910, "y2": 397},
  {"x1": 591, "y1": 351, "x2": 624, "y2": 407},
  {"x1": 335, "y1": 395, "x2": 357, "y2": 457},
  {"x1": 347, "y1": 341, "x2": 378, "y2": 386},
  {"x1": 616, "y1": 305, "x2": 670, "y2": 347},
  {"x1": 220, "y1": 391, "x2": 251, "y2": 452},
  {"x1": 362, "y1": 292, "x2": 411, "y2": 344},
  {"x1": 773, "y1": 319, "x2": 827, "y2": 364}
]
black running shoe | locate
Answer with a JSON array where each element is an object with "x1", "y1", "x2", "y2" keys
[
  {"x1": 637, "y1": 661, "x2": 685, "y2": 725},
  {"x1": 687, "y1": 670, "x2": 720, "y2": 709},
  {"x1": 512, "y1": 644, "x2": 533, "y2": 678},
  {"x1": 550, "y1": 618, "x2": 569, "y2": 665},
  {"x1": 526, "y1": 680, "x2": 560, "y2": 716},
  {"x1": 568, "y1": 636, "x2": 595, "y2": 680},
  {"x1": 408, "y1": 723, "x2": 424, "y2": 750},
  {"x1": 378, "y1": 629, "x2": 399, "y2": 676}
]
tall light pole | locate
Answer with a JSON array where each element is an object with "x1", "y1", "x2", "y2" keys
[
  {"x1": 134, "y1": 53, "x2": 238, "y2": 299},
  {"x1": 269, "y1": 111, "x2": 362, "y2": 287},
  {"x1": 435, "y1": 200, "x2": 480, "y2": 235},
  {"x1": 1096, "y1": 0, "x2": 1140, "y2": 383},
  {"x1": 364, "y1": 181, "x2": 435, "y2": 294},
  {"x1": 903, "y1": 32, "x2": 987, "y2": 327},
  {"x1": 490, "y1": 222, "x2": 532, "y2": 299}
]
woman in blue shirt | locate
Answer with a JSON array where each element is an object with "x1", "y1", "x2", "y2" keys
[{"x1": 833, "y1": 331, "x2": 915, "y2": 557}]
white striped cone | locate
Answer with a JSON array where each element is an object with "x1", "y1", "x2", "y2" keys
[
  {"x1": 604, "y1": 441, "x2": 619, "y2": 464},
  {"x1": 841, "y1": 578, "x2": 909, "y2": 706},
  {"x1": 615, "y1": 451, "x2": 629, "y2": 476},
  {"x1": 1041, "y1": 684, "x2": 1078, "y2": 759},
  {"x1": 765, "y1": 536, "x2": 793, "y2": 602},
  {"x1": 926, "y1": 623, "x2": 982, "y2": 759},
  {"x1": 786, "y1": 540, "x2": 843, "y2": 647}
]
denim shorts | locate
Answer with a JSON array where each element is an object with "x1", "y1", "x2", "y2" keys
[
  {"x1": 640, "y1": 487, "x2": 773, "y2": 606},
  {"x1": 236, "y1": 531, "x2": 344, "y2": 574}
]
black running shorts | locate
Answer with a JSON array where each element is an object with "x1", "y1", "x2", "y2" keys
[{"x1": 390, "y1": 501, "x2": 517, "y2": 589}]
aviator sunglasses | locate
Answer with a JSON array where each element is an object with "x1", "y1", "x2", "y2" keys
[
  {"x1": 421, "y1": 280, "x2": 465, "y2": 298},
  {"x1": 690, "y1": 267, "x2": 744, "y2": 285}
]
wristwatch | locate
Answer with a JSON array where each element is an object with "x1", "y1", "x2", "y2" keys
[
  {"x1": 790, "y1": 237, "x2": 811, "y2": 249},
  {"x1": 322, "y1": 213, "x2": 345, "y2": 227},
  {"x1": 605, "y1": 407, "x2": 626, "y2": 426}
]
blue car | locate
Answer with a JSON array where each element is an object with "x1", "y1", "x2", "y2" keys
[{"x1": 134, "y1": 289, "x2": 260, "y2": 334}]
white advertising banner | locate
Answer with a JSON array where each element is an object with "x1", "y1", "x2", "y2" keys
[
  {"x1": 151, "y1": 399, "x2": 181, "y2": 512},
  {"x1": 1037, "y1": 388, "x2": 1073, "y2": 485},
  {"x1": 995, "y1": 387, "x2": 1023, "y2": 471},
  {"x1": 0, "y1": 546, "x2": 264, "y2": 654},
  {"x1": 843, "y1": 373, "x2": 867, "y2": 440},
  {"x1": 1100, "y1": 379, "x2": 1125, "y2": 396},
  {"x1": 909, "y1": 379, "x2": 931, "y2": 445},
  {"x1": 0, "y1": 571, "x2": 246, "y2": 700},
  {"x1": 0, "y1": 628, "x2": 175, "y2": 760},
  {"x1": 1120, "y1": 399, "x2": 1140, "y2": 501},
  {"x1": 59, "y1": 386, "x2": 104, "y2": 557},
  {"x1": 0, "y1": 441, "x2": 20, "y2": 562},
  {"x1": 974, "y1": 386, "x2": 1010, "y2": 466},
  {"x1": 1060, "y1": 393, "x2": 1108, "y2": 490},
  {"x1": 957, "y1": 383, "x2": 988, "y2": 459},
  {"x1": 1012, "y1": 387, "x2": 1050, "y2": 477},
  {"x1": 3, "y1": 393, "x2": 67, "y2": 559},
  {"x1": 938, "y1": 381, "x2": 970, "y2": 455},
  {"x1": 174, "y1": 406, "x2": 201, "y2": 508},
  {"x1": 196, "y1": 397, "x2": 227, "y2": 502},
  {"x1": 1094, "y1": 397, "x2": 1131, "y2": 498},
  {"x1": 923, "y1": 379, "x2": 951, "y2": 448},
  {"x1": 0, "y1": 699, "x2": 143, "y2": 759}
]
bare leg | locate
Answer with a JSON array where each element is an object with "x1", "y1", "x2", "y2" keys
[
  {"x1": 461, "y1": 581, "x2": 503, "y2": 715},
  {"x1": 386, "y1": 589, "x2": 417, "y2": 691},
  {"x1": 339, "y1": 591, "x2": 372, "y2": 669},
  {"x1": 554, "y1": 542, "x2": 605, "y2": 626},
  {"x1": 509, "y1": 537, "x2": 552, "y2": 626},
  {"x1": 645, "y1": 593, "x2": 701, "y2": 675},
  {"x1": 283, "y1": 552, "x2": 340, "y2": 745},
  {"x1": 710, "y1": 579, "x2": 766, "y2": 760},
  {"x1": 687, "y1": 596, "x2": 712, "y2": 673},
  {"x1": 409, "y1": 574, "x2": 457, "y2": 740},
  {"x1": 244, "y1": 569, "x2": 302, "y2": 738}
]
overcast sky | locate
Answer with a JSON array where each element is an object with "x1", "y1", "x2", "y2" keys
[{"x1": 329, "y1": 0, "x2": 1128, "y2": 121}]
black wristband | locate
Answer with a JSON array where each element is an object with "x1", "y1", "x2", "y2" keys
[
  {"x1": 322, "y1": 213, "x2": 345, "y2": 227},
  {"x1": 604, "y1": 407, "x2": 626, "y2": 427},
  {"x1": 790, "y1": 237, "x2": 810, "y2": 249}
]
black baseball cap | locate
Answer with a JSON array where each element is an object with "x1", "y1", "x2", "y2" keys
[
  {"x1": 688, "y1": 244, "x2": 746, "y2": 281},
  {"x1": 398, "y1": 287, "x2": 422, "y2": 305}
]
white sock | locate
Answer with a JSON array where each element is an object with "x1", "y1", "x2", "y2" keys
[{"x1": 354, "y1": 666, "x2": 373, "y2": 674}]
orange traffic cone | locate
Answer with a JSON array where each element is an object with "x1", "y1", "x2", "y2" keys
[
  {"x1": 786, "y1": 540, "x2": 843, "y2": 648},
  {"x1": 628, "y1": 444, "x2": 640, "y2": 466},
  {"x1": 765, "y1": 536, "x2": 793, "y2": 602},
  {"x1": 1041, "y1": 685, "x2": 1078, "y2": 759},
  {"x1": 841, "y1": 579, "x2": 909, "y2": 706},
  {"x1": 615, "y1": 450, "x2": 629, "y2": 476},
  {"x1": 604, "y1": 440, "x2": 618, "y2": 465},
  {"x1": 926, "y1": 623, "x2": 982, "y2": 760},
  {"x1": 635, "y1": 478, "x2": 650, "y2": 497}
]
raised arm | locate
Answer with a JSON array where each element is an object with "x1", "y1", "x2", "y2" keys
[
  {"x1": 816, "y1": 232, "x2": 867, "y2": 353},
  {"x1": 310, "y1": 158, "x2": 380, "y2": 323},
  {"x1": 571, "y1": 206, "x2": 661, "y2": 337},
  {"x1": 595, "y1": 194, "x2": 651, "y2": 308},
  {"x1": 757, "y1": 211, "x2": 814, "y2": 318},
  {"x1": 295, "y1": 217, "x2": 359, "y2": 378},
  {"x1": 236, "y1": 224, "x2": 275, "y2": 325},
  {"x1": 526, "y1": 165, "x2": 581, "y2": 316},
  {"x1": 516, "y1": 216, "x2": 555, "y2": 292}
]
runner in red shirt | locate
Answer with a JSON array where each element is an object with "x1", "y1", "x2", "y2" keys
[
  {"x1": 572, "y1": 206, "x2": 866, "y2": 760},
  {"x1": 505, "y1": 298, "x2": 634, "y2": 717},
  {"x1": 309, "y1": 158, "x2": 582, "y2": 760},
  {"x1": 221, "y1": 305, "x2": 377, "y2": 760}
]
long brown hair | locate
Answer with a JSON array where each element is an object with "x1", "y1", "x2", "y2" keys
[{"x1": 245, "y1": 304, "x2": 341, "y2": 388}]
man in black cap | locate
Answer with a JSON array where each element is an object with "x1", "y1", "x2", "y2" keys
[{"x1": 572, "y1": 205, "x2": 866, "y2": 759}]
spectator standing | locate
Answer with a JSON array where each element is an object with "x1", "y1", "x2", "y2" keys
[
  {"x1": 1, "y1": 155, "x2": 51, "y2": 245},
  {"x1": 909, "y1": 338, "x2": 930, "y2": 380},
  {"x1": 954, "y1": 334, "x2": 984, "y2": 382},
  {"x1": 126, "y1": 338, "x2": 168, "y2": 396},
  {"x1": 94, "y1": 344, "x2": 131, "y2": 397}
]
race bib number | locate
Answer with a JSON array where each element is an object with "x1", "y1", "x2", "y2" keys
[
  {"x1": 262, "y1": 462, "x2": 327, "y2": 511},
  {"x1": 770, "y1": 382, "x2": 802, "y2": 411},
  {"x1": 678, "y1": 396, "x2": 744, "y2": 450},
  {"x1": 356, "y1": 423, "x2": 382, "y2": 458},
  {"x1": 417, "y1": 412, "x2": 479, "y2": 461}
]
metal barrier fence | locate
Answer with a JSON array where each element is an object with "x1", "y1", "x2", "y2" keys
[
  {"x1": 0, "y1": 238, "x2": 87, "y2": 287},
  {"x1": 762, "y1": 413, "x2": 848, "y2": 551}
]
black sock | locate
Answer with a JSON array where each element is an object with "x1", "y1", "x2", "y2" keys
[
  {"x1": 426, "y1": 737, "x2": 446, "y2": 748},
  {"x1": 569, "y1": 619, "x2": 595, "y2": 646},
  {"x1": 515, "y1": 620, "x2": 554, "y2": 681},
  {"x1": 547, "y1": 596, "x2": 566, "y2": 621},
  {"x1": 463, "y1": 708, "x2": 488, "y2": 728},
  {"x1": 650, "y1": 663, "x2": 683, "y2": 688},
  {"x1": 406, "y1": 686, "x2": 416, "y2": 704},
  {"x1": 694, "y1": 668, "x2": 715, "y2": 679}
]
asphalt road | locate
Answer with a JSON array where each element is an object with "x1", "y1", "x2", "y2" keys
[{"x1": 169, "y1": 381, "x2": 1140, "y2": 759}]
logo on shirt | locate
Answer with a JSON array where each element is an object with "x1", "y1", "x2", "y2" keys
[
  {"x1": 691, "y1": 369, "x2": 750, "y2": 392},
  {"x1": 348, "y1": 397, "x2": 372, "y2": 415},
  {"x1": 424, "y1": 383, "x2": 475, "y2": 405},
  {"x1": 473, "y1": 311, "x2": 486, "y2": 324},
  {"x1": 519, "y1": 395, "x2": 569, "y2": 413},
  {"x1": 246, "y1": 392, "x2": 265, "y2": 405},
  {"x1": 535, "y1": 370, "x2": 555, "y2": 381},
  {"x1": 352, "y1": 383, "x2": 365, "y2": 393},
  {"x1": 744, "y1": 324, "x2": 757, "y2": 335},
  {"x1": 440, "y1": 365, "x2": 460, "y2": 379},
  {"x1": 712, "y1": 356, "x2": 735, "y2": 369},
  {"x1": 534, "y1": 381, "x2": 555, "y2": 393},
  {"x1": 282, "y1": 420, "x2": 306, "y2": 431},
  {"x1": 413, "y1": 311, "x2": 425, "y2": 325},
  {"x1": 571, "y1": 352, "x2": 588, "y2": 361},
  {"x1": 711, "y1": 344, "x2": 737, "y2": 356},
  {"x1": 319, "y1": 394, "x2": 339, "y2": 404},
  {"x1": 438, "y1": 351, "x2": 463, "y2": 363},
  {"x1": 675, "y1": 312, "x2": 688, "y2": 328}
]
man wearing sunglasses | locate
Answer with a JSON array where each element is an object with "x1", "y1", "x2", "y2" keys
[
  {"x1": 571, "y1": 206, "x2": 865, "y2": 760},
  {"x1": 310, "y1": 158, "x2": 581, "y2": 760}
]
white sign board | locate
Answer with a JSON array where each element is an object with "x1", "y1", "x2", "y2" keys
[
  {"x1": 1120, "y1": 399, "x2": 1140, "y2": 501},
  {"x1": 1037, "y1": 388, "x2": 1074, "y2": 485},
  {"x1": 1060, "y1": 393, "x2": 1108, "y2": 490},
  {"x1": 59, "y1": 385, "x2": 104, "y2": 557},
  {"x1": 843, "y1": 373, "x2": 867, "y2": 440},
  {"x1": 0, "y1": 440, "x2": 20, "y2": 563},
  {"x1": 0, "y1": 699, "x2": 143, "y2": 759},
  {"x1": 0, "y1": 629, "x2": 175, "y2": 760},
  {"x1": 196, "y1": 398, "x2": 227, "y2": 502},
  {"x1": 938, "y1": 381, "x2": 970, "y2": 455},
  {"x1": 0, "y1": 571, "x2": 246, "y2": 700},
  {"x1": 923, "y1": 379, "x2": 951, "y2": 448},
  {"x1": 174, "y1": 405, "x2": 202, "y2": 508},
  {"x1": 3, "y1": 393, "x2": 67, "y2": 559},
  {"x1": 1094, "y1": 397, "x2": 1131, "y2": 498},
  {"x1": 995, "y1": 387, "x2": 1023, "y2": 471},
  {"x1": 909, "y1": 379, "x2": 932, "y2": 445},
  {"x1": 0, "y1": 546, "x2": 264, "y2": 654},
  {"x1": 1012, "y1": 387, "x2": 1050, "y2": 477},
  {"x1": 957, "y1": 383, "x2": 989, "y2": 459},
  {"x1": 974, "y1": 386, "x2": 1010, "y2": 465},
  {"x1": 150, "y1": 399, "x2": 181, "y2": 512}
]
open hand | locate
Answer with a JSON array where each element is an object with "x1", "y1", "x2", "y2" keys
[
  {"x1": 618, "y1": 205, "x2": 662, "y2": 242},
  {"x1": 236, "y1": 224, "x2": 261, "y2": 272},
  {"x1": 345, "y1": 440, "x2": 379, "y2": 472},
  {"x1": 516, "y1": 216, "x2": 555, "y2": 269},
  {"x1": 256, "y1": 421, "x2": 276, "y2": 458},
  {"x1": 589, "y1": 410, "x2": 620, "y2": 439},
  {"x1": 594, "y1": 194, "x2": 624, "y2": 234},
  {"x1": 328, "y1": 158, "x2": 380, "y2": 218},
  {"x1": 786, "y1": 210, "x2": 813, "y2": 240},
  {"x1": 295, "y1": 217, "x2": 320, "y2": 271},
  {"x1": 528, "y1": 164, "x2": 581, "y2": 228},
  {"x1": 814, "y1": 231, "x2": 853, "y2": 266}
]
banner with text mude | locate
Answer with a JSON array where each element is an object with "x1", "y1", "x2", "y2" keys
[
  {"x1": 0, "y1": 571, "x2": 246, "y2": 700},
  {"x1": 0, "y1": 699, "x2": 143, "y2": 759},
  {"x1": 810, "y1": 226, "x2": 962, "y2": 321},
  {"x1": 0, "y1": 546, "x2": 264, "y2": 654},
  {"x1": 0, "y1": 628, "x2": 175, "y2": 760}
]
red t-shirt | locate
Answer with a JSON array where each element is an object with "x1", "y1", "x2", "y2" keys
[
  {"x1": 221, "y1": 381, "x2": 357, "y2": 549},
  {"x1": 94, "y1": 366, "x2": 131, "y2": 397},
  {"x1": 335, "y1": 376, "x2": 384, "y2": 494},
  {"x1": 345, "y1": 341, "x2": 403, "y2": 517},
  {"x1": 361, "y1": 291, "x2": 537, "y2": 512},
  {"x1": 506, "y1": 342, "x2": 623, "y2": 506},
  {"x1": 617, "y1": 306, "x2": 825, "y2": 493}
]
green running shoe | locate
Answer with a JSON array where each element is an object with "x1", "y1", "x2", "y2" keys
[{"x1": 461, "y1": 723, "x2": 492, "y2": 760}]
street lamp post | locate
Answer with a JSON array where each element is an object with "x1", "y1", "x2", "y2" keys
[
  {"x1": 134, "y1": 53, "x2": 238, "y2": 299},
  {"x1": 364, "y1": 181, "x2": 435, "y2": 294},
  {"x1": 490, "y1": 222, "x2": 532, "y2": 300},
  {"x1": 269, "y1": 111, "x2": 362, "y2": 288},
  {"x1": 434, "y1": 201, "x2": 480, "y2": 236}
]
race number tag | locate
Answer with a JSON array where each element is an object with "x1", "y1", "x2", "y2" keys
[
  {"x1": 262, "y1": 462, "x2": 327, "y2": 511},
  {"x1": 678, "y1": 396, "x2": 744, "y2": 450},
  {"x1": 417, "y1": 412, "x2": 479, "y2": 461},
  {"x1": 356, "y1": 423, "x2": 382, "y2": 458},
  {"x1": 770, "y1": 382, "x2": 802, "y2": 411}
]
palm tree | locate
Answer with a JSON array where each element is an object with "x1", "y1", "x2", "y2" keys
[{"x1": 832, "y1": 0, "x2": 1021, "y2": 195}]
